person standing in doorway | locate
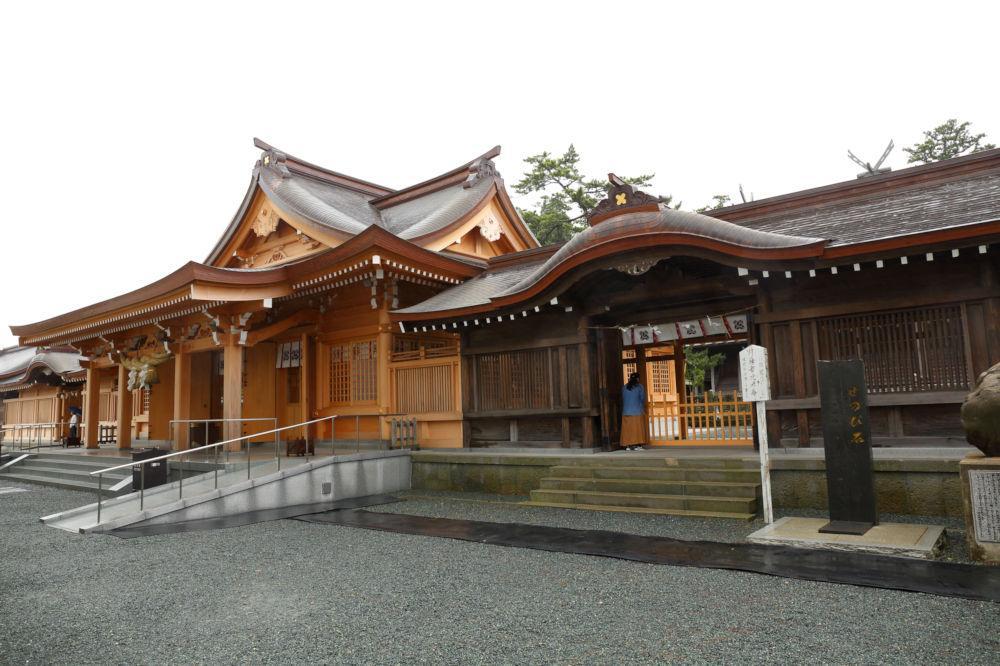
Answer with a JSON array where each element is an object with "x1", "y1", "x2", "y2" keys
[
  {"x1": 68, "y1": 407, "x2": 80, "y2": 446},
  {"x1": 621, "y1": 372, "x2": 647, "y2": 451}
]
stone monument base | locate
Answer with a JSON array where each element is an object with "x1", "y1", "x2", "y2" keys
[
  {"x1": 747, "y1": 517, "x2": 946, "y2": 559},
  {"x1": 959, "y1": 453, "x2": 1000, "y2": 564}
]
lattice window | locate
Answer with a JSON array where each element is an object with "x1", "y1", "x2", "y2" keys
[
  {"x1": 650, "y1": 360, "x2": 671, "y2": 393},
  {"x1": 817, "y1": 305, "x2": 969, "y2": 393},
  {"x1": 621, "y1": 349, "x2": 637, "y2": 384},
  {"x1": 476, "y1": 349, "x2": 551, "y2": 410},
  {"x1": 390, "y1": 334, "x2": 457, "y2": 361},
  {"x1": 395, "y1": 364, "x2": 453, "y2": 413},
  {"x1": 327, "y1": 339, "x2": 378, "y2": 404}
]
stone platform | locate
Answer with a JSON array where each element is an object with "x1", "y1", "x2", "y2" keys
[{"x1": 747, "y1": 516, "x2": 946, "y2": 559}]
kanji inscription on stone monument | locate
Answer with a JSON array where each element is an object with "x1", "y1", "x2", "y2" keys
[
  {"x1": 969, "y1": 470, "x2": 1000, "y2": 543},
  {"x1": 817, "y1": 360, "x2": 878, "y2": 535}
]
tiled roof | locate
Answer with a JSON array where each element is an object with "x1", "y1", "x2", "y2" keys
[
  {"x1": 726, "y1": 170, "x2": 1000, "y2": 246},
  {"x1": 0, "y1": 346, "x2": 84, "y2": 390},
  {"x1": 394, "y1": 259, "x2": 545, "y2": 314},
  {"x1": 381, "y1": 177, "x2": 495, "y2": 240},
  {"x1": 393, "y1": 207, "x2": 826, "y2": 316},
  {"x1": 207, "y1": 143, "x2": 517, "y2": 264}
]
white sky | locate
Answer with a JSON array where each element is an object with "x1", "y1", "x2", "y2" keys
[{"x1": 1, "y1": 1, "x2": 997, "y2": 348}]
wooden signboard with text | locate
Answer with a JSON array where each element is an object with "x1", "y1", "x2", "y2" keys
[{"x1": 817, "y1": 360, "x2": 878, "y2": 535}]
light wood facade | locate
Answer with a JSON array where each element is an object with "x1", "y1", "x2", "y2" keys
[{"x1": 7, "y1": 141, "x2": 537, "y2": 450}]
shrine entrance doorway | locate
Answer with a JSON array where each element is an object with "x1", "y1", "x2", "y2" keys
[{"x1": 620, "y1": 327, "x2": 754, "y2": 447}]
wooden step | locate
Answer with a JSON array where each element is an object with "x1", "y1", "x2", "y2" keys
[
  {"x1": 547, "y1": 465, "x2": 759, "y2": 483},
  {"x1": 561, "y1": 457, "x2": 757, "y2": 470},
  {"x1": 529, "y1": 489, "x2": 757, "y2": 514},
  {"x1": 520, "y1": 500, "x2": 755, "y2": 521},
  {"x1": 538, "y1": 477, "x2": 759, "y2": 498}
]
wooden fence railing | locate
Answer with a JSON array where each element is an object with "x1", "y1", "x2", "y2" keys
[{"x1": 646, "y1": 390, "x2": 753, "y2": 446}]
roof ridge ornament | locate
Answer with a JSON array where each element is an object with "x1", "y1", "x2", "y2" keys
[
  {"x1": 260, "y1": 147, "x2": 291, "y2": 179},
  {"x1": 463, "y1": 156, "x2": 499, "y2": 189},
  {"x1": 588, "y1": 173, "x2": 664, "y2": 225}
]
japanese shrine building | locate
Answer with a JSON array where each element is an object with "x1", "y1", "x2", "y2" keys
[{"x1": 5, "y1": 142, "x2": 1000, "y2": 452}]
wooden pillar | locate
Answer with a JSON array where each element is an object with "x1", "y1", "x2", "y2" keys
[
  {"x1": 300, "y1": 333, "x2": 313, "y2": 442},
  {"x1": 173, "y1": 350, "x2": 191, "y2": 450},
  {"x1": 84, "y1": 367, "x2": 101, "y2": 449},
  {"x1": 376, "y1": 302, "x2": 393, "y2": 440},
  {"x1": 673, "y1": 341, "x2": 687, "y2": 440},
  {"x1": 116, "y1": 364, "x2": 133, "y2": 449},
  {"x1": 223, "y1": 340, "x2": 244, "y2": 450},
  {"x1": 578, "y1": 317, "x2": 595, "y2": 448},
  {"x1": 981, "y1": 261, "x2": 1000, "y2": 366},
  {"x1": 789, "y1": 320, "x2": 810, "y2": 447}
]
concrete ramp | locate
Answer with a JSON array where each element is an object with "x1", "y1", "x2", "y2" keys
[{"x1": 41, "y1": 450, "x2": 410, "y2": 534}]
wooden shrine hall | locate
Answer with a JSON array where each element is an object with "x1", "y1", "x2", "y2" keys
[
  {"x1": 7, "y1": 140, "x2": 537, "y2": 451},
  {"x1": 6, "y1": 142, "x2": 1000, "y2": 451},
  {"x1": 395, "y1": 150, "x2": 1000, "y2": 449}
]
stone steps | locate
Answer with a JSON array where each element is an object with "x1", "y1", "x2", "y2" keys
[
  {"x1": 559, "y1": 457, "x2": 758, "y2": 469},
  {"x1": 538, "y1": 477, "x2": 759, "y2": 498},
  {"x1": 0, "y1": 454, "x2": 134, "y2": 495},
  {"x1": 525, "y1": 456, "x2": 761, "y2": 520},
  {"x1": 529, "y1": 488, "x2": 757, "y2": 514},
  {"x1": 545, "y1": 465, "x2": 759, "y2": 483},
  {"x1": 521, "y1": 500, "x2": 756, "y2": 521}
]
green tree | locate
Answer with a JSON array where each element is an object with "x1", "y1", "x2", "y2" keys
[
  {"x1": 514, "y1": 145, "x2": 674, "y2": 245},
  {"x1": 696, "y1": 194, "x2": 732, "y2": 213},
  {"x1": 684, "y1": 345, "x2": 725, "y2": 393},
  {"x1": 903, "y1": 119, "x2": 995, "y2": 164}
]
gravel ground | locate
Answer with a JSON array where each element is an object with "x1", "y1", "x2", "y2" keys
[{"x1": 1, "y1": 483, "x2": 998, "y2": 665}]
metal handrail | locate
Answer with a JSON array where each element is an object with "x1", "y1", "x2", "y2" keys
[
  {"x1": 89, "y1": 415, "x2": 338, "y2": 524},
  {"x1": 0, "y1": 421, "x2": 68, "y2": 452},
  {"x1": 325, "y1": 412, "x2": 415, "y2": 453},
  {"x1": 168, "y1": 417, "x2": 278, "y2": 463},
  {"x1": 91, "y1": 416, "x2": 337, "y2": 476}
]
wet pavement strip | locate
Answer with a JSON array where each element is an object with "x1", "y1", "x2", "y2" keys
[
  {"x1": 294, "y1": 509, "x2": 1000, "y2": 603},
  {"x1": 99, "y1": 494, "x2": 402, "y2": 538}
]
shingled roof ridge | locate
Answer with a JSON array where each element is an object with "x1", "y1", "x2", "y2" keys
[
  {"x1": 369, "y1": 146, "x2": 502, "y2": 209},
  {"x1": 253, "y1": 137, "x2": 395, "y2": 197},
  {"x1": 711, "y1": 147, "x2": 1000, "y2": 223}
]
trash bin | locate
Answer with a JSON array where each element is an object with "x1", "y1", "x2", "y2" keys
[{"x1": 132, "y1": 448, "x2": 168, "y2": 491}]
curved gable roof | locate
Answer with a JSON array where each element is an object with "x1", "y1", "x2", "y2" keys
[
  {"x1": 393, "y1": 207, "x2": 826, "y2": 319},
  {"x1": 207, "y1": 142, "x2": 536, "y2": 265}
]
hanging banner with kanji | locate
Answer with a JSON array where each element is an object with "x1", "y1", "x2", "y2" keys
[
  {"x1": 275, "y1": 341, "x2": 301, "y2": 368},
  {"x1": 621, "y1": 315, "x2": 748, "y2": 346}
]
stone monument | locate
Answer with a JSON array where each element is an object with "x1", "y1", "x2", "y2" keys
[
  {"x1": 960, "y1": 362, "x2": 1000, "y2": 563},
  {"x1": 816, "y1": 360, "x2": 877, "y2": 535}
]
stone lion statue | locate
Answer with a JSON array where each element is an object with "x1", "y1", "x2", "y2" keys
[{"x1": 961, "y1": 361, "x2": 1000, "y2": 457}]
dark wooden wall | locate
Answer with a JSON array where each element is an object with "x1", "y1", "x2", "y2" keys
[
  {"x1": 757, "y1": 254, "x2": 1000, "y2": 447},
  {"x1": 455, "y1": 254, "x2": 998, "y2": 449},
  {"x1": 460, "y1": 310, "x2": 596, "y2": 448}
]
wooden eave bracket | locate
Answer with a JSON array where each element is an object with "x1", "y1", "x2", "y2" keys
[{"x1": 243, "y1": 309, "x2": 318, "y2": 347}]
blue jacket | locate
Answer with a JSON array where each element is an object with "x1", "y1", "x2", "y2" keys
[{"x1": 622, "y1": 383, "x2": 646, "y2": 416}]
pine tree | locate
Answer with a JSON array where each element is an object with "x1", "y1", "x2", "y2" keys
[
  {"x1": 514, "y1": 145, "x2": 673, "y2": 245},
  {"x1": 904, "y1": 119, "x2": 995, "y2": 164}
]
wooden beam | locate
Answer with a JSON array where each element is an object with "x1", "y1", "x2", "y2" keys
[
  {"x1": 223, "y1": 342, "x2": 244, "y2": 449},
  {"x1": 756, "y1": 285, "x2": 1000, "y2": 324},
  {"x1": 173, "y1": 350, "x2": 191, "y2": 450},
  {"x1": 116, "y1": 364, "x2": 132, "y2": 449},
  {"x1": 300, "y1": 333, "x2": 313, "y2": 442},
  {"x1": 244, "y1": 309, "x2": 318, "y2": 347},
  {"x1": 84, "y1": 367, "x2": 101, "y2": 449}
]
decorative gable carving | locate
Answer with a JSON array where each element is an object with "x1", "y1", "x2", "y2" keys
[
  {"x1": 588, "y1": 173, "x2": 664, "y2": 225},
  {"x1": 479, "y1": 215, "x2": 503, "y2": 242},
  {"x1": 251, "y1": 205, "x2": 279, "y2": 238}
]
